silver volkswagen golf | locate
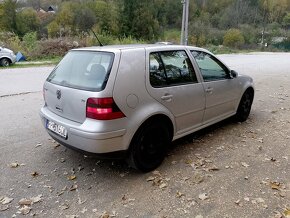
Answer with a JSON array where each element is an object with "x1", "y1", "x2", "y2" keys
[{"x1": 40, "y1": 44, "x2": 254, "y2": 172}]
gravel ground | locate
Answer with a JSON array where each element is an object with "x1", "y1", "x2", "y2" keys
[{"x1": 0, "y1": 53, "x2": 290, "y2": 218}]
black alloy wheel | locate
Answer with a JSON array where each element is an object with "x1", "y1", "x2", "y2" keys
[{"x1": 128, "y1": 121, "x2": 170, "y2": 172}]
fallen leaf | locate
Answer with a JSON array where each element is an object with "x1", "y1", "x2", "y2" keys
[
  {"x1": 270, "y1": 182, "x2": 281, "y2": 190},
  {"x1": 152, "y1": 170, "x2": 162, "y2": 177},
  {"x1": 31, "y1": 171, "x2": 39, "y2": 177},
  {"x1": 1, "y1": 197, "x2": 13, "y2": 205},
  {"x1": 31, "y1": 194, "x2": 42, "y2": 203},
  {"x1": 198, "y1": 193, "x2": 209, "y2": 201},
  {"x1": 207, "y1": 165, "x2": 219, "y2": 171},
  {"x1": 235, "y1": 199, "x2": 242, "y2": 206},
  {"x1": 284, "y1": 208, "x2": 290, "y2": 217},
  {"x1": 241, "y1": 162, "x2": 250, "y2": 168},
  {"x1": 54, "y1": 143, "x2": 60, "y2": 148},
  {"x1": 68, "y1": 175, "x2": 76, "y2": 180},
  {"x1": 77, "y1": 197, "x2": 86, "y2": 205},
  {"x1": 279, "y1": 191, "x2": 286, "y2": 197},
  {"x1": 19, "y1": 205, "x2": 31, "y2": 215},
  {"x1": 70, "y1": 184, "x2": 78, "y2": 191},
  {"x1": 191, "y1": 172, "x2": 204, "y2": 184},
  {"x1": 60, "y1": 203, "x2": 69, "y2": 210},
  {"x1": 146, "y1": 176, "x2": 155, "y2": 182},
  {"x1": 18, "y1": 198, "x2": 33, "y2": 206},
  {"x1": 0, "y1": 205, "x2": 9, "y2": 211},
  {"x1": 256, "y1": 198, "x2": 265, "y2": 203},
  {"x1": 176, "y1": 191, "x2": 185, "y2": 198},
  {"x1": 159, "y1": 183, "x2": 167, "y2": 189},
  {"x1": 81, "y1": 207, "x2": 87, "y2": 214},
  {"x1": 35, "y1": 143, "x2": 42, "y2": 148},
  {"x1": 10, "y1": 163, "x2": 19, "y2": 168},
  {"x1": 101, "y1": 211, "x2": 110, "y2": 218}
]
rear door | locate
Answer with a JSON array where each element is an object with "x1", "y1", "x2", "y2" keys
[
  {"x1": 146, "y1": 49, "x2": 205, "y2": 135},
  {"x1": 191, "y1": 50, "x2": 240, "y2": 124},
  {"x1": 44, "y1": 50, "x2": 116, "y2": 123}
]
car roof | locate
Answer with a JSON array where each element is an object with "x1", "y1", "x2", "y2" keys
[{"x1": 72, "y1": 44, "x2": 210, "y2": 53}]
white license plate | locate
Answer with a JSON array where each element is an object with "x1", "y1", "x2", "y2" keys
[{"x1": 46, "y1": 120, "x2": 67, "y2": 139}]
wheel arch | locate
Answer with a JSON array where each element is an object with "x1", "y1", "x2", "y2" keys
[
  {"x1": 128, "y1": 114, "x2": 174, "y2": 151},
  {"x1": 242, "y1": 86, "x2": 255, "y2": 102},
  {"x1": 0, "y1": 57, "x2": 12, "y2": 65}
]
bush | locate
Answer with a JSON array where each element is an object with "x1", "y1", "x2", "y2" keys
[
  {"x1": 223, "y1": 28, "x2": 245, "y2": 48},
  {"x1": 23, "y1": 32, "x2": 38, "y2": 51}
]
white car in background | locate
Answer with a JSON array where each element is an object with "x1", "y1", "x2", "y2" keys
[{"x1": 0, "y1": 47, "x2": 16, "y2": 67}]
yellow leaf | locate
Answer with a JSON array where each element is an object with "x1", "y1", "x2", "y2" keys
[
  {"x1": 270, "y1": 181, "x2": 280, "y2": 190},
  {"x1": 68, "y1": 175, "x2": 76, "y2": 180}
]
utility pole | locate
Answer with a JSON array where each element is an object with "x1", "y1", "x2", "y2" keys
[{"x1": 180, "y1": 0, "x2": 189, "y2": 45}]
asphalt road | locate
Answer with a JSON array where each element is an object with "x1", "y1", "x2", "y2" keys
[{"x1": 0, "y1": 53, "x2": 290, "y2": 218}]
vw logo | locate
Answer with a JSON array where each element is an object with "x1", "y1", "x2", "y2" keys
[{"x1": 56, "y1": 89, "x2": 61, "y2": 99}]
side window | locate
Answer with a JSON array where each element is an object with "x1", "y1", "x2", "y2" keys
[
  {"x1": 149, "y1": 53, "x2": 167, "y2": 87},
  {"x1": 191, "y1": 51, "x2": 229, "y2": 82},
  {"x1": 149, "y1": 50, "x2": 197, "y2": 87}
]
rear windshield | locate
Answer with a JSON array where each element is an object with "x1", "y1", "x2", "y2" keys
[{"x1": 47, "y1": 51, "x2": 114, "y2": 92}]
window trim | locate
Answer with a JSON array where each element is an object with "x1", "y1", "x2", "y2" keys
[
  {"x1": 190, "y1": 50, "x2": 231, "y2": 82},
  {"x1": 149, "y1": 50, "x2": 198, "y2": 88}
]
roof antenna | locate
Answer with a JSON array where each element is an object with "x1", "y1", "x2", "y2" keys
[{"x1": 90, "y1": 29, "x2": 103, "y2": 46}]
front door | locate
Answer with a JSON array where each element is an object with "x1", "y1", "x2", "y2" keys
[{"x1": 191, "y1": 50, "x2": 240, "y2": 124}]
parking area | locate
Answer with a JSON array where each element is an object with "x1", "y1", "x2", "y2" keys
[{"x1": 0, "y1": 53, "x2": 290, "y2": 217}]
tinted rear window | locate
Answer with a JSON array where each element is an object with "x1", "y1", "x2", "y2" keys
[{"x1": 47, "y1": 51, "x2": 114, "y2": 92}]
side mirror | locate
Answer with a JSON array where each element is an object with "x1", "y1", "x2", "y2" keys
[{"x1": 230, "y1": 70, "x2": 238, "y2": 78}]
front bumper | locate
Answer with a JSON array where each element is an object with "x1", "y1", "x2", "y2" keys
[{"x1": 40, "y1": 107, "x2": 127, "y2": 154}]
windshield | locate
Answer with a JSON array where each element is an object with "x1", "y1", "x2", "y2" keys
[{"x1": 47, "y1": 51, "x2": 114, "y2": 92}]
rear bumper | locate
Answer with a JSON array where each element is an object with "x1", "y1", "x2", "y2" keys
[{"x1": 40, "y1": 107, "x2": 128, "y2": 154}]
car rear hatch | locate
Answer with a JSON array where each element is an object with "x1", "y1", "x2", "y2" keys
[{"x1": 43, "y1": 50, "x2": 116, "y2": 124}]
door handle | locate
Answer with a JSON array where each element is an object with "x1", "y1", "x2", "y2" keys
[
  {"x1": 205, "y1": 87, "x2": 213, "y2": 93},
  {"x1": 161, "y1": 94, "x2": 173, "y2": 101}
]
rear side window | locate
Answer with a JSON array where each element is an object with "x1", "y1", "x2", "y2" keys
[
  {"x1": 149, "y1": 50, "x2": 197, "y2": 87},
  {"x1": 47, "y1": 51, "x2": 114, "y2": 92}
]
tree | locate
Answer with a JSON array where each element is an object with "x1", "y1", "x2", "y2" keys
[
  {"x1": 75, "y1": 7, "x2": 96, "y2": 33},
  {"x1": 16, "y1": 8, "x2": 40, "y2": 36},
  {"x1": 223, "y1": 28, "x2": 245, "y2": 48},
  {"x1": 94, "y1": 1, "x2": 119, "y2": 35},
  {"x1": 0, "y1": 0, "x2": 17, "y2": 32},
  {"x1": 54, "y1": 2, "x2": 76, "y2": 36},
  {"x1": 283, "y1": 13, "x2": 290, "y2": 28},
  {"x1": 120, "y1": 0, "x2": 162, "y2": 40},
  {"x1": 47, "y1": 21, "x2": 59, "y2": 38}
]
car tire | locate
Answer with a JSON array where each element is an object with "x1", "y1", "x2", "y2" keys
[
  {"x1": 235, "y1": 90, "x2": 253, "y2": 122},
  {"x1": 0, "y1": 58, "x2": 11, "y2": 67},
  {"x1": 127, "y1": 121, "x2": 170, "y2": 172}
]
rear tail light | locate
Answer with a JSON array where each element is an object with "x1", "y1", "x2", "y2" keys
[{"x1": 86, "y1": 97, "x2": 125, "y2": 120}]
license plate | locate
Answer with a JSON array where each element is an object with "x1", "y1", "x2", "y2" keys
[{"x1": 46, "y1": 120, "x2": 67, "y2": 139}]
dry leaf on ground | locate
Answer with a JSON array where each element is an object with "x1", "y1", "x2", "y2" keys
[
  {"x1": 199, "y1": 193, "x2": 209, "y2": 201},
  {"x1": 1, "y1": 197, "x2": 13, "y2": 205}
]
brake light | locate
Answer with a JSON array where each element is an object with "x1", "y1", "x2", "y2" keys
[{"x1": 86, "y1": 97, "x2": 125, "y2": 120}]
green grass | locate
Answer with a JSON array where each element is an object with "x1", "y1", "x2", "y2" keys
[{"x1": 2, "y1": 56, "x2": 62, "y2": 68}]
